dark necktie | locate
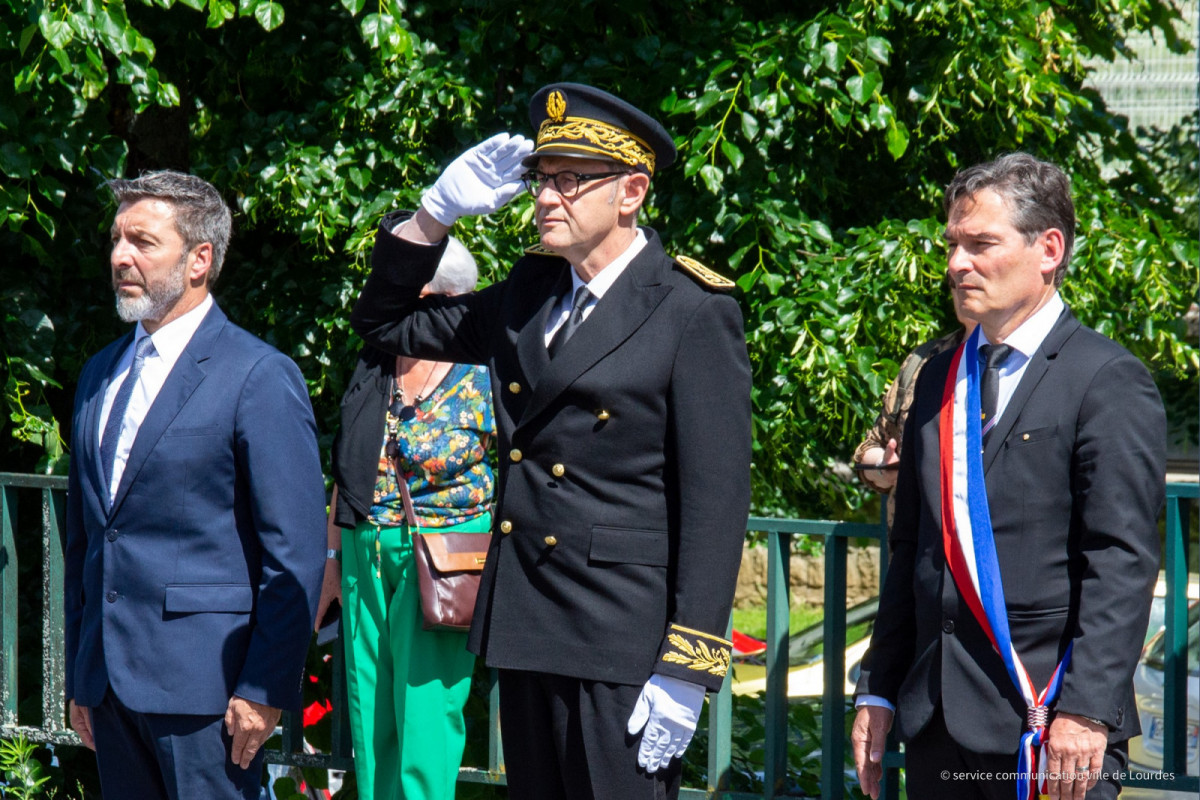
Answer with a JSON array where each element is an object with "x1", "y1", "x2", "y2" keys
[
  {"x1": 100, "y1": 335, "x2": 155, "y2": 501},
  {"x1": 547, "y1": 286, "x2": 592, "y2": 359},
  {"x1": 979, "y1": 343, "x2": 1013, "y2": 445}
]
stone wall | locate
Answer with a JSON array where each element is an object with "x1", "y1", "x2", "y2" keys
[{"x1": 734, "y1": 543, "x2": 881, "y2": 608}]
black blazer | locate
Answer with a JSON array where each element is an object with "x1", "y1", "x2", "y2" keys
[
  {"x1": 350, "y1": 213, "x2": 752, "y2": 690},
  {"x1": 857, "y1": 308, "x2": 1166, "y2": 752},
  {"x1": 328, "y1": 344, "x2": 397, "y2": 528}
]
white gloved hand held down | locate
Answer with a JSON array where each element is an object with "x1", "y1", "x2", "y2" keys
[
  {"x1": 420, "y1": 133, "x2": 534, "y2": 226},
  {"x1": 626, "y1": 674, "x2": 706, "y2": 773}
]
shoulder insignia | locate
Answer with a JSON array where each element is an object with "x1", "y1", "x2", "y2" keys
[
  {"x1": 524, "y1": 242, "x2": 560, "y2": 257},
  {"x1": 674, "y1": 255, "x2": 735, "y2": 291}
]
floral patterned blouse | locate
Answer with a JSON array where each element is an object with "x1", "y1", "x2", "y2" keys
[{"x1": 368, "y1": 363, "x2": 495, "y2": 528}]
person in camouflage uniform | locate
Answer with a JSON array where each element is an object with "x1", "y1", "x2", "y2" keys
[{"x1": 854, "y1": 326, "x2": 969, "y2": 529}]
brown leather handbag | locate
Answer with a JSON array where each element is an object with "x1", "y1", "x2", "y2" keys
[{"x1": 397, "y1": 475, "x2": 490, "y2": 632}]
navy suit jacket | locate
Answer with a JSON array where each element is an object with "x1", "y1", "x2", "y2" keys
[
  {"x1": 64, "y1": 303, "x2": 327, "y2": 715},
  {"x1": 857, "y1": 308, "x2": 1166, "y2": 752}
]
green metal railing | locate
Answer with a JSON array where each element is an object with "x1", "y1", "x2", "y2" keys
[
  {"x1": 1, "y1": 472, "x2": 1195, "y2": 798},
  {"x1": 1122, "y1": 482, "x2": 1199, "y2": 795}
]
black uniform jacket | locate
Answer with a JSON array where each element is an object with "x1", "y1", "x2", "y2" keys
[
  {"x1": 856, "y1": 308, "x2": 1166, "y2": 752},
  {"x1": 351, "y1": 213, "x2": 752, "y2": 690}
]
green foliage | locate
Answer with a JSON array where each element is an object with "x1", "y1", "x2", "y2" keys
[
  {"x1": 0, "y1": 0, "x2": 1192, "y2": 496},
  {"x1": 266, "y1": 775, "x2": 314, "y2": 800},
  {"x1": 6, "y1": 0, "x2": 1190, "y2": 517},
  {"x1": 644, "y1": 0, "x2": 1198, "y2": 513},
  {"x1": 0, "y1": 735, "x2": 63, "y2": 799},
  {"x1": 683, "y1": 695, "x2": 869, "y2": 797},
  {"x1": 0, "y1": 736, "x2": 49, "y2": 800},
  {"x1": 732, "y1": 601, "x2": 824, "y2": 641}
]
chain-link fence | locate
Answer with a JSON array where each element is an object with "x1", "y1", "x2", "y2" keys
[{"x1": 1087, "y1": 0, "x2": 1199, "y2": 132}]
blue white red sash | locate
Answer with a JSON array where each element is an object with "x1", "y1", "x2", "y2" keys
[{"x1": 939, "y1": 328, "x2": 1072, "y2": 800}]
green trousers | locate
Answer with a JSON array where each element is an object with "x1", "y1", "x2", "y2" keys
[{"x1": 341, "y1": 514, "x2": 488, "y2": 800}]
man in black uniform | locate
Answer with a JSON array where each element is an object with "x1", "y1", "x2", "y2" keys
[{"x1": 350, "y1": 83, "x2": 752, "y2": 800}]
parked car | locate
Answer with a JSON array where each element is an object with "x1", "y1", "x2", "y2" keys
[
  {"x1": 1145, "y1": 573, "x2": 1200, "y2": 644},
  {"x1": 732, "y1": 574, "x2": 1199, "y2": 706},
  {"x1": 1123, "y1": 599, "x2": 1199, "y2": 800}
]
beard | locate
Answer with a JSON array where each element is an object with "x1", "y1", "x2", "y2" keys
[{"x1": 114, "y1": 255, "x2": 188, "y2": 323}]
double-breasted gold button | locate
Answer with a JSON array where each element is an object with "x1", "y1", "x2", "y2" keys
[
  {"x1": 499, "y1": 520, "x2": 513, "y2": 534},
  {"x1": 551, "y1": 464, "x2": 565, "y2": 478},
  {"x1": 508, "y1": 382, "x2": 522, "y2": 394},
  {"x1": 543, "y1": 535, "x2": 558, "y2": 546},
  {"x1": 596, "y1": 409, "x2": 610, "y2": 420},
  {"x1": 510, "y1": 449, "x2": 523, "y2": 462}
]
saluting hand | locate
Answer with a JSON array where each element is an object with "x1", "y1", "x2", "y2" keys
[{"x1": 421, "y1": 133, "x2": 534, "y2": 225}]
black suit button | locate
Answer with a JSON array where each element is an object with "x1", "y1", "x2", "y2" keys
[
  {"x1": 1115, "y1": 708, "x2": 1123, "y2": 726},
  {"x1": 942, "y1": 619, "x2": 955, "y2": 634},
  {"x1": 106, "y1": 529, "x2": 118, "y2": 542},
  {"x1": 105, "y1": 591, "x2": 117, "y2": 603}
]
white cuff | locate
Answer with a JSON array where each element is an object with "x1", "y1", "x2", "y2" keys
[{"x1": 854, "y1": 694, "x2": 895, "y2": 712}]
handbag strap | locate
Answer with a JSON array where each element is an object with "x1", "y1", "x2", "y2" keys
[
  {"x1": 392, "y1": 357, "x2": 422, "y2": 535},
  {"x1": 395, "y1": 463, "x2": 420, "y2": 534}
]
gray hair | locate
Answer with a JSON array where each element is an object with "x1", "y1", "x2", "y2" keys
[
  {"x1": 943, "y1": 153, "x2": 1075, "y2": 287},
  {"x1": 107, "y1": 170, "x2": 233, "y2": 285},
  {"x1": 426, "y1": 236, "x2": 478, "y2": 295}
]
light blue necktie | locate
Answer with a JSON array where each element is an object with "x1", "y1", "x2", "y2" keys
[{"x1": 100, "y1": 335, "x2": 155, "y2": 502}]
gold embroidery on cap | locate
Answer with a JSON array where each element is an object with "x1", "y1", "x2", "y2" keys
[
  {"x1": 537, "y1": 117, "x2": 656, "y2": 174},
  {"x1": 546, "y1": 90, "x2": 567, "y2": 123}
]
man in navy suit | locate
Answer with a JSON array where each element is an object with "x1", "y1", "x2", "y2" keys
[
  {"x1": 64, "y1": 171, "x2": 327, "y2": 799},
  {"x1": 852, "y1": 154, "x2": 1166, "y2": 800}
]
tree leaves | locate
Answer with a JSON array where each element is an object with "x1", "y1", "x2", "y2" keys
[
  {"x1": 0, "y1": 0, "x2": 1192, "y2": 519},
  {"x1": 254, "y1": 1, "x2": 284, "y2": 31}
]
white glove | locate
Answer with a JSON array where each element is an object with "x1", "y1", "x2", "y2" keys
[
  {"x1": 420, "y1": 133, "x2": 534, "y2": 226},
  {"x1": 625, "y1": 674, "x2": 706, "y2": 773}
]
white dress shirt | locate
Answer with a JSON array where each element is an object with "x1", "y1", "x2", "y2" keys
[
  {"x1": 544, "y1": 229, "x2": 647, "y2": 345},
  {"x1": 98, "y1": 294, "x2": 213, "y2": 500},
  {"x1": 857, "y1": 292, "x2": 1065, "y2": 713},
  {"x1": 976, "y1": 292, "x2": 1065, "y2": 425}
]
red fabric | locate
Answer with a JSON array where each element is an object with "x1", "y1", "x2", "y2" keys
[{"x1": 731, "y1": 629, "x2": 766, "y2": 657}]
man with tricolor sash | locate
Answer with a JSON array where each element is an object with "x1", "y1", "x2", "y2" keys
[{"x1": 852, "y1": 153, "x2": 1166, "y2": 800}]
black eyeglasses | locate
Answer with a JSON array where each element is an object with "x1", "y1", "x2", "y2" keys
[{"x1": 521, "y1": 170, "x2": 630, "y2": 199}]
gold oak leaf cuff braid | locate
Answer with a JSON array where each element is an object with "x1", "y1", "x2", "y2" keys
[{"x1": 655, "y1": 624, "x2": 732, "y2": 691}]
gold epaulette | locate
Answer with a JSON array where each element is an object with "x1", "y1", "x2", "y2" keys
[
  {"x1": 659, "y1": 624, "x2": 732, "y2": 677},
  {"x1": 674, "y1": 255, "x2": 735, "y2": 291},
  {"x1": 524, "y1": 243, "x2": 560, "y2": 256}
]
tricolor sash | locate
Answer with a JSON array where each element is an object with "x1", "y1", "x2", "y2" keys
[{"x1": 938, "y1": 327, "x2": 1072, "y2": 800}]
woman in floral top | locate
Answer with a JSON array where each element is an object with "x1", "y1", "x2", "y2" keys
[
  {"x1": 318, "y1": 237, "x2": 494, "y2": 800},
  {"x1": 368, "y1": 361, "x2": 494, "y2": 529}
]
